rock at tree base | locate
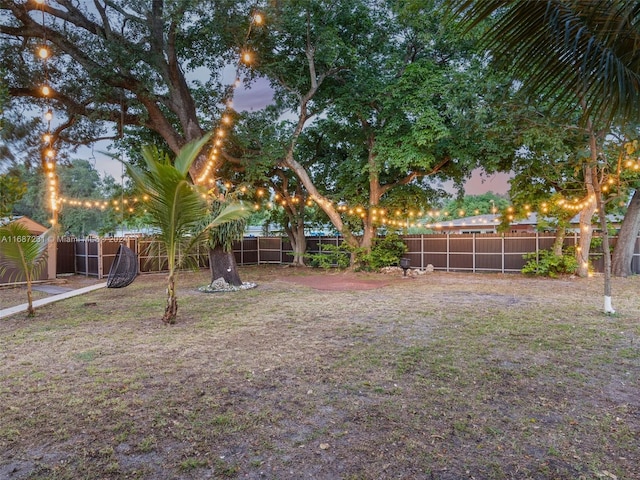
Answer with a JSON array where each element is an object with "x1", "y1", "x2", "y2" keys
[
  {"x1": 210, "y1": 277, "x2": 229, "y2": 290},
  {"x1": 198, "y1": 278, "x2": 258, "y2": 293}
]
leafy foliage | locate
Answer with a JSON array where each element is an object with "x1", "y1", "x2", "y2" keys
[
  {"x1": 0, "y1": 0, "x2": 250, "y2": 170},
  {"x1": 205, "y1": 197, "x2": 245, "y2": 252},
  {"x1": 9, "y1": 161, "x2": 119, "y2": 236},
  {"x1": 521, "y1": 248, "x2": 579, "y2": 277},
  {"x1": 356, "y1": 234, "x2": 408, "y2": 271},
  {"x1": 305, "y1": 233, "x2": 408, "y2": 271},
  {"x1": 305, "y1": 243, "x2": 351, "y2": 270},
  {"x1": 441, "y1": 193, "x2": 510, "y2": 217},
  {"x1": 0, "y1": 173, "x2": 27, "y2": 218}
]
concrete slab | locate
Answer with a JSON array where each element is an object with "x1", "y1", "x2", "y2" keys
[
  {"x1": 0, "y1": 283, "x2": 107, "y2": 319},
  {"x1": 32, "y1": 285, "x2": 74, "y2": 295}
]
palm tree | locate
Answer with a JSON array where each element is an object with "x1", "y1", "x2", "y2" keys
[
  {"x1": 447, "y1": 0, "x2": 640, "y2": 125},
  {"x1": 0, "y1": 221, "x2": 50, "y2": 316},
  {"x1": 125, "y1": 134, "x2": 249, "y2": 324}
]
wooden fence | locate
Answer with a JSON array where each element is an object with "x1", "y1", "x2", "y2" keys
[{"x1": 54, "y1": 232, "x2": 640, "y2": 279}]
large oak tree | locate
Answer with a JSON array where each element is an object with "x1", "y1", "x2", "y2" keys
[{"x1": 1, "y1": 0, "x2": 256, "y2": 279}]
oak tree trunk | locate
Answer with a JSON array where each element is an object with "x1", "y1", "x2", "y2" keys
[
  {"x1": 592, "y1": 165, "x2": 615, "y2": 313},
  {"x1": 612, "y1": 189, "x2": 640, "y2": 277},
  {"x1": 209, "y1": 245, "x2": 242, "y2": 286},
  {"x1": 287, "y1": 218, "x2": 307, "y2": 266},
  {"x1": 577, "y1": 165, "x2": 597, "y2": 277},
  {"x1": 552, "y1": 224, "x2": 566, "y2": 256}
]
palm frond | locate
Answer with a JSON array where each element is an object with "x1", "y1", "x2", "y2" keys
[
  {"x1": 205, "y1": 202, "x2": 251, "y2": 229},
  {"x1": 0, "y1": 222, "x2": 49, "y2": 283},
  {"x1": 174, "y1": 133, "x2": 212, "y2": 177},
  {"x1": 183, "y1": 202, "x2": 251, "y2": 260},
  {"x1": 448, "y1": 0, "x2": 640, "y2": 124},
  {"x1": 123, "y1": 137, "x2": 213, "y2": 250}
]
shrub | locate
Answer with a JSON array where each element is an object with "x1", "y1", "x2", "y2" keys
[
  {"x1": 305, "y1": 243, "x2": 351, "y2": 269},
  {"x1": 357, "y1": 234, "x2": 408, "y2": 271},
  {"x1": 305, "y1": 234, "x2": 408, "y2": 271},
  {"x1": 521, "y1": 248, "x2": 578, "y2": 277}
]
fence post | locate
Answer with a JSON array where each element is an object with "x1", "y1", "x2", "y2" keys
[
  {"x1": 98, "y1": 238, "x2": 103, "y2": 279},
  {"x1": 84, "y1": 239, "x2": 89, "y2": 277},
  {"x1": 501, "y1": 234, "x2": 505, "y2": 274},
  {"x1": 446, "y1": 233, "x2": 450, "y2": 273},
  {"x1": 472, "y1": 233, "x2": 476, "y2": 273}
]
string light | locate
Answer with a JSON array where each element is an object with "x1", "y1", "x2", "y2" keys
[
  {"x1": 195, "y1": 9, "x2": 265, "y2": 185},
  {"x1": 35, "y1": 0, "x2": 58, "y2": 226}
]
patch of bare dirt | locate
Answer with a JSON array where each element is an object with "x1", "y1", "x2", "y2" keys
[{"x1": 280, "y1": 270, "x2": 392, "y2": 290}]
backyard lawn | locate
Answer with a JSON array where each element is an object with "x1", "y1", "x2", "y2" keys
[{"x1": 0, "y1": 266, "x2": 639, "y2": 479}]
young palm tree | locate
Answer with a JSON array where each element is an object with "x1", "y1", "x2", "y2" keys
[
  {"x1": 447, "y1": 0, "x2": 640, "y2": 125},
  {"x1": 125, "y1": 134, "x2": 249, "y2": 324},
  {"x1": 0, "y1": 221, "x2": 50, "y2": 317}
]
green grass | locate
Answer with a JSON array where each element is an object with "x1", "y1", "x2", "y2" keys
[{"x1": 0, "y1": 267, "x2": 639, "y2": 479}]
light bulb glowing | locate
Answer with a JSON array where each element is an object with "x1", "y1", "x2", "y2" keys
[
  {"x1": 44, "y1": 109, "x2": 53, "y2": 121},
  {"x1": 38, "y1": 46, "x2": 49, "y2": 59},
  {"x1": 41, "y1": 85, "x2": 51, "y2": 96}
]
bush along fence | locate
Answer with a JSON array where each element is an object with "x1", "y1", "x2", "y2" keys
[{"x1": 52, "y1": 232, "x2": 640, "y2": 280}]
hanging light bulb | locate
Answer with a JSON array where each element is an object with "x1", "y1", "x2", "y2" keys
[
  {"x1": 37, "y1": 46, "x2": 49, "y2": 59},
  {"x1": 41, "y1": 85, "x2": 51, "y2": 96},
  {"x1": 44, "y1": 109, "x2": 53, "y2": 121}
]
